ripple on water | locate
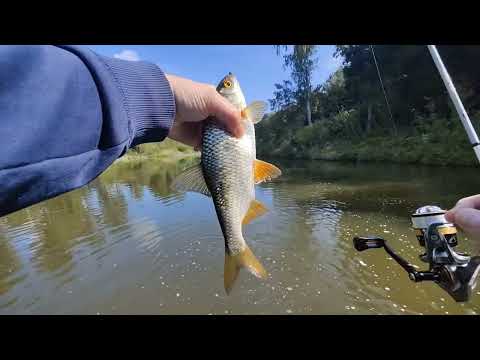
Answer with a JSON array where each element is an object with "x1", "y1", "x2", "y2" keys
[
  {"x1": 1, "y1": 159, "x2": 480, "y2": 314},
  {"x1": 0, "y1": 296, "x2": 18, "y2": 311}
]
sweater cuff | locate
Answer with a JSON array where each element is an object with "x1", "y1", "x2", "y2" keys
[{"x1": 97, "y1": 56, "x2": 176, "y2": 147}]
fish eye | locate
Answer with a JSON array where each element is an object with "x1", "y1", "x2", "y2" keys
[{"x1": 223, "y1": 80, "x2": 232, "y2": 88}]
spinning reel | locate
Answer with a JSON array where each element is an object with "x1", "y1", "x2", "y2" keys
[{"x1": 353, "y1": 206, "x2": 480, "y2": 302}]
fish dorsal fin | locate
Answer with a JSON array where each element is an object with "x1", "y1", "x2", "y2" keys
[
  {"x1": 242, "y1": 199, "x2": 268, "y2": 226},
  {"x1": 254, "y1": 159, "x2": 282, "y2": 184},
  {"x1": 171, "y1": 164, "x2": 211, "y2": 197},
  {"x1": 242, "y1": 101, "x2": 267, "y2": 124}
]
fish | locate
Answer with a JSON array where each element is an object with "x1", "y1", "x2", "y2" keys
[{"x1": 172, "y1": 72, "x2": 282, "y2": 294}]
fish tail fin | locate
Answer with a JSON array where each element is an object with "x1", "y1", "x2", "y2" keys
[{"x1": 224, "y1": 244, "x2": 267, "y2": 294}]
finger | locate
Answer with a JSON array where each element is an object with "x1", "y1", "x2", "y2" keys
[
  {"x1": 445, "y1": 211, "x2": 455, "y2": 223},
  {"x1": 448, "y1": 208, "x2": 480, "y2": 236},
  {"x1": 446, "y1": 195, "x2": 480, "y2": 222},
  {"x1": 207, "y1": 92, "x2": 244, "y2": 138},
  {"x1": 450, "y1": 194, "x2": 480, "y2": 212}
]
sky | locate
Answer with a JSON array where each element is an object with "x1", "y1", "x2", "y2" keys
[{"x1": 84, "y1": 45, "x2": 343, "y2": 110}]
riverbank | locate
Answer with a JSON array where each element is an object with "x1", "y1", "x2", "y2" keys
[
  {"x1": 257, "y1": 134, "x2": 477, "y2": 167},
  {"x1": 256, "y1": 113, "x2": 480, "y2": 167},
  {"x1": 115, "y1": 129, "x2": 477, "y2": 168}
]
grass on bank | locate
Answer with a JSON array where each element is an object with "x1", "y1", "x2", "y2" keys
[{"x1": 116, "y1": 138, "x2": 199, "y2": 164}]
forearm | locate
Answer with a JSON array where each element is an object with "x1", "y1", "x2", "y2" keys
[{"x1": 0, "y1": 45, "x2": 175, "y2": 217}]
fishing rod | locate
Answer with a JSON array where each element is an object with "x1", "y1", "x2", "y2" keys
[
  {"x1": 428, "y1": 45, "x2": 480, "y2": 164},
  {"x1": 352, "y1": 45, "x2": 480, "y2": 303}
]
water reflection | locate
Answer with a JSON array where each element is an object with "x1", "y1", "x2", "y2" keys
[
  {"x1": 0, "y1": 233, "x2": 22, "y2": 297},
  {"x1": 0, "y1": 156, "x2": 478, "y2": 314},
  {"x1": 0, "y1": 157, "x2": 196, "y2": 313}
]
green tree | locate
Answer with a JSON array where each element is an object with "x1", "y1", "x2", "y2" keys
[
  {"x1": 274, "y1": 45, "x2": 318, "y2": 126},
  {"x1": 259, "y1": 45, "x2": 480, "y2": 165},
  {"x1": 269, "y1": 80, "x2": 296, "y2": 111}
]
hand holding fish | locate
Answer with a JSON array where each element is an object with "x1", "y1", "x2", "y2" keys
[
  {"x1": 166, "y1": 74, "x2": 244, "y2": 150},
  {"x1": 446, "y1": 194, "x2": 480, "y2": 240},
  {"x1": 172, "y1": 73, "x2": 282, "y2": 294}
]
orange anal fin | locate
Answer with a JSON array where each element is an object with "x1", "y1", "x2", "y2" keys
[{"x1": 242, "y1": 199, "x2": 268, "y2": 226}]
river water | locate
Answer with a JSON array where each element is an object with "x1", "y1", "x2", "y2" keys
[{"x1": 1, "y1": 157, "x2": 479, "y2": 314}]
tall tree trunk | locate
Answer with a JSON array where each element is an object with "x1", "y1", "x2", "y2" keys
[{"x1": 305, "y1": 93, "x2": 312, "y2": 126}]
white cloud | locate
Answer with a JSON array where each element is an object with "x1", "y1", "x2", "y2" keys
[{"x1": 113, "y1": 49, "x2": 140, "y2": 61}]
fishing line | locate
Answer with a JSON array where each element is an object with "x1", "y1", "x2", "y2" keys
[{"x1": 369, "y1": 45, "x2": 396, "y2": 133}]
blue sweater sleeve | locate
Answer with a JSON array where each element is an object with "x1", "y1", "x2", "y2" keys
[{"x1": 0, "y1": 45, "x2": 176, "y2": 217}]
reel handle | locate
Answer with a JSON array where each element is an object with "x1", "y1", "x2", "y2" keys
[
  {"x1": 353, "y1": 236, "x2": 385, "y2": 251},
  {"x1": 353, "y1": 236, "x2": 422, "y2": 280}
]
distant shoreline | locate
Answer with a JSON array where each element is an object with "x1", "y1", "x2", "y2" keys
[
  {"x1": 257, "y1": 135, "x2": 479, "y2": 168},
  {"x1": 118, "y1": 136, "x2": 477, "y2": 169}
]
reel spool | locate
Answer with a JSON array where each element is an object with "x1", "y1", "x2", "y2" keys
[{"x1": 411, "y1": 206, "x2": 458, "y2": 249}]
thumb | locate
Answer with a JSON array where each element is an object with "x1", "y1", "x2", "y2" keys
[
  {"x1": 445, "y1": 210, "x2": 455, "y2": 223},
  {"x1": 448, "y1": 208, "x2": 480, "y2": 237},
  {"x1": 207, "y1": 92, "x2": 244, "y2": 138}
]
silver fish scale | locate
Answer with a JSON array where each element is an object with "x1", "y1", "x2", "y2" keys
[{"x1": 202, "y1": 121, "x2": 255, "y2": 255}]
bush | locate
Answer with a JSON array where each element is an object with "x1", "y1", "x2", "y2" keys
[{"x1": 257, "y1": 105, "x2": 480, "y2": 166}]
